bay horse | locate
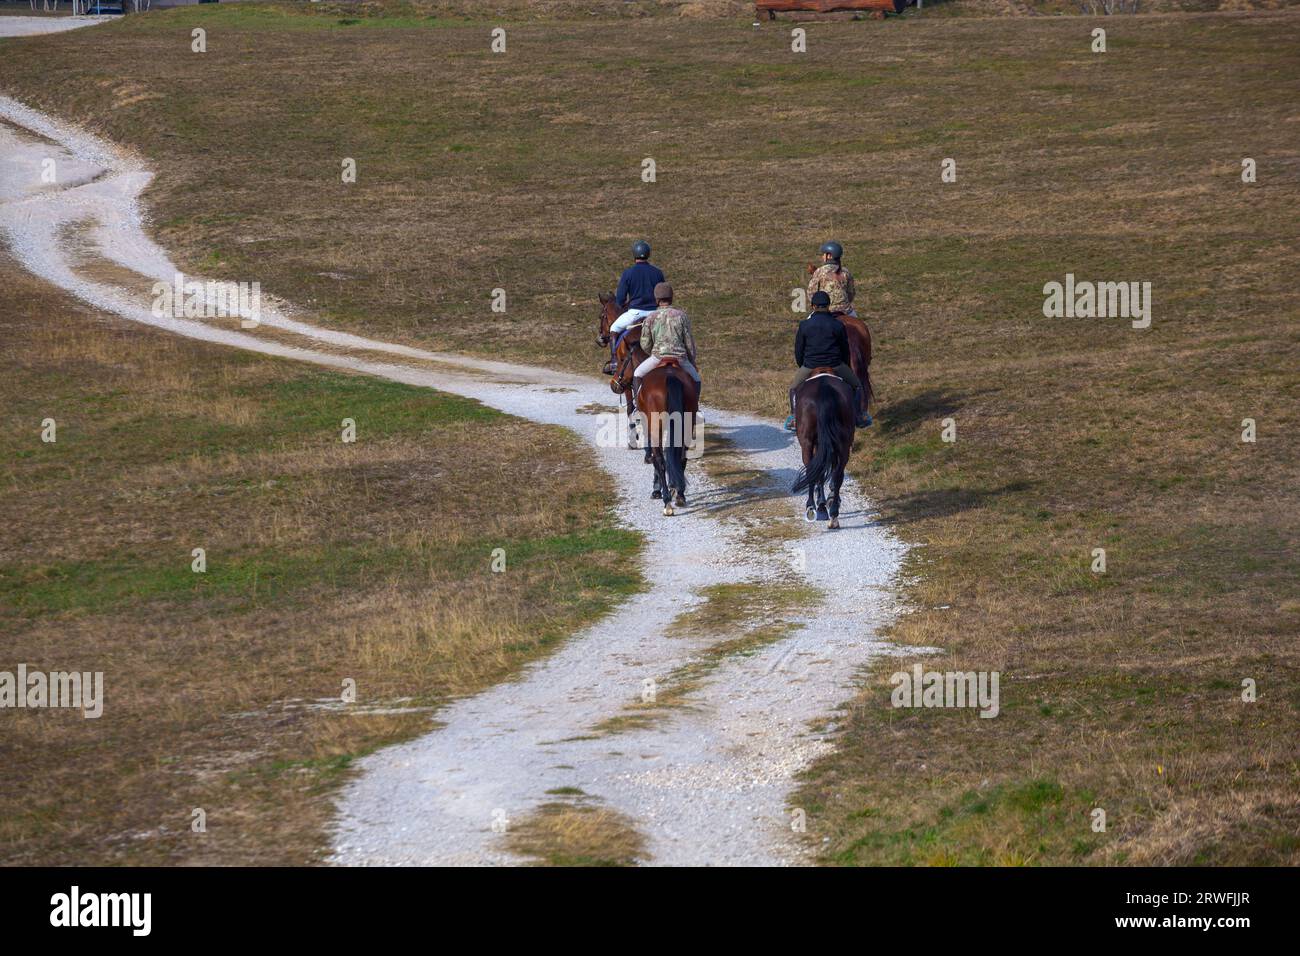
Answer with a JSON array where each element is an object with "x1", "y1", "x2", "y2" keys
[
  {"x1": 636, "y1": 358, "x2": 699, "y2": 516},
  {"x1": 805, "y1": 263, "x2": 874, "y2": 420},
  {"x1": 790, "y1": 369, "x2": 855, "y2": 529},
  {"x1": 597, "y1": 292, "x2": 646, "y2": 449}
]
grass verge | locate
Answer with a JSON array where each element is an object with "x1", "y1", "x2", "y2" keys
[
  {"x1": 0, "y1": 257, "x2": 641, "y2": 864},
  {"x1": 2, "y1": 5, "x2": 1296, "y2": 864}
]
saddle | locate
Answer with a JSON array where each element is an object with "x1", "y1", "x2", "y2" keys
[
  {"x1": 805, "y1": 365, "x2": 843, "y2": 382},
  {"x1": 659, "y1": 356, "x2": 680, "y2": 368}
]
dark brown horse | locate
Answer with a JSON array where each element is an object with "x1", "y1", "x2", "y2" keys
[
  {"x1": 636, "y1": 358, "x2": 700, "y2": 516},
  {"x1": 805, "y1": 263, "x2": 874, "y2": 419},
  {"x1": 790, "y1": 368, "x2": 855, "y2": 530},
  {"x1": 597, "y1": 292, "x2": 647, "y2": 450}
]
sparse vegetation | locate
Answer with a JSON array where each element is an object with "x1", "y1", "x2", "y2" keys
[
  {"x1": 0, "y1": 259, "x2": 641, "y2": 864},
  {"x1": 1, "y1": 4, "x2": 1296, "y2": 864},
  {"x1": 507, "y1": 800, "x2": 647, "y2": 867}
]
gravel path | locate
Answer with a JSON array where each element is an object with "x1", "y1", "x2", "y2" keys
[
  {"x1": 0, "y1": 94, "x2": 908, "y2": 866},
  {"x1": 0, "y1": 15, "x2": 111, "y2": 39}
]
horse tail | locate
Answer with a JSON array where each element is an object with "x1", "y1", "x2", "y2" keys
[
  {"x1": 664, "y1": 373, "x2": 688, "y2": 494},
  {"x1": 791, "y1": 381, "x2": 843, "y2": 495}
]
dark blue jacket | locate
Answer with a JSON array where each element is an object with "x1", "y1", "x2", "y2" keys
[
  {"x1": 616, "y1": 261, "x2": 666, "y2": 311},
  {"x1": 795, "y1": 310, "x2": 850, "y2": 369}
]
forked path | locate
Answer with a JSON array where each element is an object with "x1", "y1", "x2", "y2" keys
[{"x1": 0, "y1": 94, "x2": 907, "y2": 866}]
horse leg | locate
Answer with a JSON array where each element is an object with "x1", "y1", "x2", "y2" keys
[
  {"x1": 650, "y1": 436, "x2": 663, "y2": 500},
  {"x1": 815, "y1": 480, "x2": 829, "y2": 524},
  {"x1": 625, "y1": 390, "x2": 639, "y2": 449},
  {"x1": 828, "y1": 460, "x2": 845, "y2": 530},
  {"x1": 652, "y1": 447, "x2": 673, "y2": 516},
  {"x1": 802, "y1": 440, "x2": 818, "y2": 522},
  {"x1": 671, "y1": 415, "x2": 688, "y2": 508}
]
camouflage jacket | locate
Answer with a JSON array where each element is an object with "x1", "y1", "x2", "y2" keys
[
  {"x1": 641, "y1": 306, "x2": 697, "y2": 362},
  {"x1": 807, "y1": 263, "x2": 856, "y2": 313}
]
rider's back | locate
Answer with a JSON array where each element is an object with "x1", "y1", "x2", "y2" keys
[
  {"x1": 796, "y1": 310, "x2": 849, "y2": 369},
  {"x1": 616, "y1": 261, "x2": 666, "y2": 311}
]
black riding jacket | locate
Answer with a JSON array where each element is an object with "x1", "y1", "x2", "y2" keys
[{"x1": 795, "y1": 310, "x2": 850, "y2": 369}]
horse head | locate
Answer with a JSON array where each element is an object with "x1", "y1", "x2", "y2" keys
[{"x1": 597, "y1": 291, "x2": 618, "y2": 346}]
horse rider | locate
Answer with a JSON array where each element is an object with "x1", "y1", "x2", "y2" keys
[
  {"x1": 632, "y1": 282, "x2": 701, "y2": 401},
  {"x1": 807, "y1": 240, "x2": 856, "y2": 317},
  {"x1": 786, "y1": 290, "x2": 871, "y2": 431},
  {"x1": 605, "y1": 240, "x2": 666, "y2": 372}
]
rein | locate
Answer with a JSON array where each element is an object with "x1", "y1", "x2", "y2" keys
[{"x1": 611, "y1": 339, "x2": 643, "y2": 391}]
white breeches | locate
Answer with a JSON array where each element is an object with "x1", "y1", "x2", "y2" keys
[{"x1": 611, "y1": 308, "x2": 651, "y2": 334}]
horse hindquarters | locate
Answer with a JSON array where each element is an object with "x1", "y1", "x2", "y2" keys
[
  {"x1": 662, "y1": 375, "x2": 689, "y2": 505},
  {"x1": 792, "y1": 380, "x2": 851, "y2": 526}
]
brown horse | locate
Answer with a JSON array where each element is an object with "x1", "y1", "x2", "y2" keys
[
  {"x1": 597, "y1": 292, "x2": 648, "y2": 450},
  {"x1": 603, "y1": 306, "x2": 655, "y2": 455},
  {"x1": 636, "y1": 358, "x2": 700, "y2": 516},
  {"x1": 805, "y1": 263, "x2": 874, "y2": 418},
  {"x1": 790, "y1": 368, "x2": 855, "y2": 530}
]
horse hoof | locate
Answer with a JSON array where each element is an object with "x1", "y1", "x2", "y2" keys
[
  {"x1": 816, "y1": 508, "x2": 830, "y2": 522},
  {"x1": 674, "y1": 493, "x2": 686, "y2": 507},
  {"x1": 651, "y1": 489, "x2": 662, "y2": 500},
  {"x1": 828, "y1": 517, "x2": 840, "y2": 530},
  {"x1": 805, "y1": 507, "x2": 817, "y2": 522},
  {"x1": 663, "y1": 505, "x2": 674, "y2": 517}
]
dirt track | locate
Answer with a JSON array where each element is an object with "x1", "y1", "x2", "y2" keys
[{"x1": 0, "y1": 88, "x2": 908, "y2": 865}]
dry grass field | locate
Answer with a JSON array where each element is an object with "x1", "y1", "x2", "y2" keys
[
  {"x1": 1, "y1": 3, "x2": 1296, "y2": 864},
  {"x1": 0, "y1": 257, "x2": 640, "y2": 864}
]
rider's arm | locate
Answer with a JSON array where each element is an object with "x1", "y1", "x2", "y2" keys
[
  {"x1": 845, "y1": 272, "x2": 856, "y2": 304},
  {"x1": 794, "y1": 323, "x2": 806, "y2": 368},
  {"x1": 684, "y1": 322, "x2": 698, "y2": 367},
  {"x1": 641, "y1": 319, "x2": 655, "y2": 355}
]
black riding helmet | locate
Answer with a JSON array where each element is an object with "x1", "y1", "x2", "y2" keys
[
  {"x1": 810, "y1": 290, "x2": 831, "y2": 308},
  {"x1": 819, "y1": 240, "x2": 843, "y2": 261},
  {"x1": 632, "y1": 240, "x2": 651, "y2": 260}
]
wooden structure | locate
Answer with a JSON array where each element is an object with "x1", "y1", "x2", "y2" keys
[{"x1": 755, "y1": 0, "x2": 910, "y2": 18}]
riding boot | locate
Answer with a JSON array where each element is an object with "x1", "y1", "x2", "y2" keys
[
  {"x1": 853, "y1": 386, "x2": 873, "y2": 428},
  {"x1": 784, "y1": 387, "x2": 797, "y2": 431}
]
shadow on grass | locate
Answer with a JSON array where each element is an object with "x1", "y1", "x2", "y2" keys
[
  {"x1": 880, "y1": 481, "x2": 1033, "y2": 523},
  {"x1": 877, "y1": 389, "x2": 973, "y2": 435}
]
